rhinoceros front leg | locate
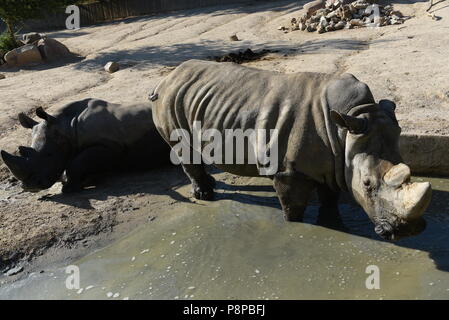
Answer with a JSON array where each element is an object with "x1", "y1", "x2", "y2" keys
[
  {"x1": 316, "y1": 184, "x2": 345, "y2": 229},
  {"x1": 182, "y1": 163, "x2": 216, "y2": 201},
  {"x1": 273, "y1": 168, "x2": 316, "y2": 222},
  {"x1": 62, "y1": 145, "x2": 121, "y2": 193}
]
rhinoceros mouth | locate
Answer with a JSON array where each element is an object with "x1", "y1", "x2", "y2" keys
[
  {"x1": 374, "y1": 217, "x2": 426, "y2": 241},
  {"x1": 20, "y1": 179, "x2": 55, "y2": 192}
]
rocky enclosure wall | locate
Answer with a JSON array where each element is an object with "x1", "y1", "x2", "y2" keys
[
  {"x1": 22, "y1": 0, "x2": 279, "y2": 31},
  {"x1": 400, "y1": 134, "x2": 449, "y2": 177}
]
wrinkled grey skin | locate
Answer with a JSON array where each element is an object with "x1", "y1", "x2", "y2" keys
[
  {"x1": 151, "y1": 60, "x2": 431, "y2": 240},
  {"x1": 1, "y1": 98, "x2": 171, "y2": 193}
]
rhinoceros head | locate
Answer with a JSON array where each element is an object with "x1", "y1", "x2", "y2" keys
[
  {"x1": 331, "y1": 100, "x2": 431, "y2": 240},
  {"x1": 1, "y1": 108, "x2": 71, "y2": 192}
]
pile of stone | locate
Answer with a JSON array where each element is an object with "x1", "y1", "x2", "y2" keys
[
  {"x1": 0, "y1": 32, "x2": 72, "y2": 68},
  {"x1": 280, "y1": 0, "x2": 408, "y2": 34},
  {"x1": 212, "y1": 48, "x2": 274, "y2": 64}
]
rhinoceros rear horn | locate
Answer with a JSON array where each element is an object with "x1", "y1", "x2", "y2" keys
[
  {"x1": 18, "y1": 113, "x2": 38, "y2": 129},
  {"x1": 330, "y1": 110, "x2": 367, "y2": 134},
  {"x1": 18, "y1": 146, "x2": 37, "y2": 158},
  {"x1": 1, "y1": 150, "x2": 31, "y2": 181},
  {"x1": 383, "y1": 163, "x2": 411, "y2": 188},
  {"x1": 36, "y1": 107, "x2": 55, "y2": 124}
]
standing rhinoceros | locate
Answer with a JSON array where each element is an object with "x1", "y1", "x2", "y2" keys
[
  {"x1": 1, "y1": 98, "x2": 171, "y2": 193},
  {"x1": 150, "y1": 59, "x2": 432, "y2": 240}
]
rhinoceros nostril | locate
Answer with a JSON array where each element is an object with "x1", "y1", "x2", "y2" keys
[
  {"x1": 374, "y1": 221, "x2": 395, "y2": 239},
  {"x1": 374, "y1": 224, "x2": 384, "y2": 234}
]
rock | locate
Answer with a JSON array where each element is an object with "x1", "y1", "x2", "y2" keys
[
  {"x1": 317, "y1": 16, "x2": 328, "y2": 33},
  {"x1": 319, "y1": 16, "x2": 329, "y2": 27},
  {"x1": 428, "y1": 12, "x2": 441, "y2": 21},
  {"x1": 310, "y1": 14, "x2": 321, "y2": 23},
  {"x1": 0, "y1": 74, "x2": 5, "y2": 80},
  {"x1": 304, "y1": 0, "x2": 326, "y2": 17},
  {"x1": 391, "y1": 11, "x2": 403, "y2": 18},
  {"x1": 306, "y1": 23, "x2": 318, "y2": 32},
  {"x1": 22, "y1": 32, "x2": 44, "y2": 45},
  {"x1": 334, "y1": 20, "x2": 346, "y2": 29},
  {"x1": 5, "y1": 265, "x2": 23, "y2": 276},
  {"x1": 326, "y1": 11, "x2": 337, "y2": 19},
  {"x1": 37, "y1": 38, "x2": 71, "y2": 62},
  {"x1": 229, "y1": 34, "x2": 239, "y2": 41},
  {"x1": 315, "y1": 8, "x2": 328, "y2": 17},
  {"x1": 390, "y1": 17, "x2": 402, "y2": 25},
  {"x1": 104, "y1": 61, "x2": 120, "y2": 73},
  {"x1": 325, "y1": 23, "x2": 336, "y2": 32},
  {"x1": 4, "y1": 44, "x2": 43, "y2": 67},
  {"x1": 353, "y1": 0, "x2": 370, "y2": 9},
  {"x1": 349, "y1": 19, "x2": 364, "y2": 27}
]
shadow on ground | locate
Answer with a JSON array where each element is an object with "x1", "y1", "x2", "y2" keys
[{"x1": 71, "y1": 37, "x2": 394, "y2": 72}]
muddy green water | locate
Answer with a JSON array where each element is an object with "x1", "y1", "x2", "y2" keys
[{"x1": 1, "y1": 177, "x2": 449, "y2": 299}]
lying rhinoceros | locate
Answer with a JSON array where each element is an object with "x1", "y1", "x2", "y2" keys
[
  {"x1": 1, "y1": 98, "x2": 171, "y2": 193},
  {"x1": 150, "y1": 59, "x2": 432, "y2": 240}
]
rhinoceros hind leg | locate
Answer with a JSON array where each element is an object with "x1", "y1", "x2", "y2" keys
[
  {"x1": 63, "y1": 145, "x2": 121, "y2": 193},
  {"x1": 273, "y1": 170, "x2": 315, "y2": 222},
  {"x1": 182, "y1": 163, "x2": 215, "y2": 200}
]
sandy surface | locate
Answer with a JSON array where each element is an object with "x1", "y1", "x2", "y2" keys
[{"x1": 0, "y1": 0, "x2": 448, "y2": 275}]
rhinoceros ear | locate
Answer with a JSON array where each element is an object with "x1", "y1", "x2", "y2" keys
[
  {"x1": 330, "y1": 110, "x2": 367, "y2": 134},
  {"x1": 379, "y1": 99, "x2": 396, "y2": 112},
  {"x1": 379, "y1": 99, "x2": 398, "y2": 123},
  {"x1": 36, "y1": 107, "x2": 55, "y2": 124},
  {"x1": 18, "y1": 113, "x2": 38, "y2": 129}
]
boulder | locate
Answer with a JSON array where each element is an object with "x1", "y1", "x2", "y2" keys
[
  {"x1": 4, "y1": 44, "x2": 43, "y2": 67},
  {"x1": 0, "y1": 49, "x2": 7, "y2": 64},
  {"x1": 22, "y1": 32, "x2": 44, "y2": 45},
  {"x1": 104, "y1": 61, "x2": 120, "y2": 73},
  {"x1": 0, "y1": 74, "x2": 5, "y2": 80},
  {"x1": 37, "y1": 38, "x2": 71, "y2": 62}
]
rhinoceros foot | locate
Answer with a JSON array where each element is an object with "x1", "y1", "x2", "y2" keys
[
  {"x1": 283, "y1": 205, "x2": 306, "y2": 222},
  {"x1": 192, "y1": 174, "x2": 216, "y2": 201},
  {"x1": 61, "y1": 182, "x2": 83, "y2": 194}
]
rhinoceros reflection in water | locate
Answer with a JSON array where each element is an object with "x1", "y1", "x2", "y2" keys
[
  {"x1": 150, "y1": 59, "x2": 432, "y2": 240},
  {"x1": 1, "y1": 98, "x2": 171, "y2": 193}
]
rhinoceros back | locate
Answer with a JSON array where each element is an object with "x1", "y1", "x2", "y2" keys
[
  {"x1": 151, "y1": 60, "x2": 372, "y2": 189},
  {"x1": 64, "y1": 99, "x2": 168, "y2": 168}
]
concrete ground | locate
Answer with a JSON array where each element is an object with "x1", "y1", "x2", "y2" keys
[{"x1": 0, "y1": 0, "x2": 448, "y2": 275}]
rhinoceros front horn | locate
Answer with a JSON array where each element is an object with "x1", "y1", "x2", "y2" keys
[
  {"x1": 0, "y1": 150, "x2": 31, "y2": 181},
  {"x1": 384, "y1": 163, "x2": 432, "y2": 221},
  {"x1": 400, "y1": 181, "x2": 432, "y2": 221}
]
